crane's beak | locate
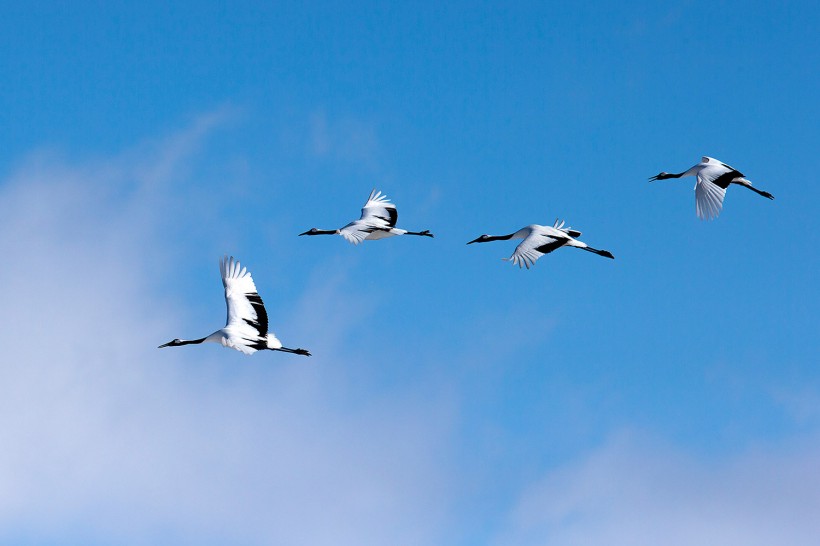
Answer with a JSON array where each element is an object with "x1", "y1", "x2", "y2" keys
[
  {"x1": 158, "y1": 341, "x2": 173, "y2": 348},
  {"x1": 467, "y1": 236, "x2": 482, "y2": 245},
  {"x1": 648, "y1": 172, "x2": 665, "y2": 182},
  {"x1": 298, "y1": 230, "x2": 310, "y2": 236}
]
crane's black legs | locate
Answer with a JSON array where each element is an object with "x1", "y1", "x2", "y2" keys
[
  {"x1": 742, "y1": 184, "x2": 775, "y2": 200},
  {"x1": 406, "y1": 230, "x2": 434, "y2": 237},
  {"x1": 273, "y1": 346, "x2": 312, "y2": 357},
  {"x1": 579, "y1": 246, "x2": 615, "y2": 259}
]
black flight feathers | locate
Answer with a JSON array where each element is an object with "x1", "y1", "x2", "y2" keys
[{"x1": 243, "y1": 292, "x2": 269, "y2": 338}]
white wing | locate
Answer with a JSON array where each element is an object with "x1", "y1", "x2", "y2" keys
[
  {"x1": 506, "y1": 228, "x2": 568, "y2": 269},
  {"x1": 219, "y1": 256, "x2": 268, "y2": 353},
  {"x1": 336, "y1": 189, "x2": 397, "y2": 245},
  {"x1": 338, "y1": 221, "x2": 382, "y2": 245},
  {"x1": 695, "y1": 164, "x2": 729, "y2": 220},
  {"x1": 360, "y1": 189, "x2": 398, "y2": 228}
]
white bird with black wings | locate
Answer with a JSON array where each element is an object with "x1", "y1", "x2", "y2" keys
[
  {"x1": 468, "y1": 220, "x2": 615, "y2": 269},
  {"x1": 650, "y1": 156, "x2": 774, "y2": 220},
  {"x1": 158, "y1": 256, "x2": 311, "y2": 356},
  {"x1": 299, "y1": 189, "x2": 434, "y2": 244}
]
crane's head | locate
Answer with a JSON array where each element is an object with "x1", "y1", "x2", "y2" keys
[
  {"x1": 467, "y1": 234, "x2": 491, "y2": 244},
  {"x1": 158, "y1": 338, "x2": 182, "y2": 348},
  {"x1": 299, "y1": 228, "x2": 339, "y2": 236},
  {"x1": 648, "y1": 172, "x2": 670, "y2": 182}
]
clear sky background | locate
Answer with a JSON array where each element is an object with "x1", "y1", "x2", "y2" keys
[{"x1": 1, "y1": 1, "x2": 818, "y2": 544}]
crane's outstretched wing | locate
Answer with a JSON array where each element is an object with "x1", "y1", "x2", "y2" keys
[
  {"x1": 338, "y1": 221, "x2": 386, "y2": 245},
  {"x1": 335, "y1": 189, "x2": 397, "y2": 245},
  {"x1": 360, "y1": 189, "x2": 398, "y2": 228},
  {"x1": 220, "y1": 256, "x2": 269, "y2": 352},
  {"x1": 506, "y1": 232, "x2": 567, "y2": 269},
  {"x1": 695, "y1": 164, "x2": 736, "y2": 220}
]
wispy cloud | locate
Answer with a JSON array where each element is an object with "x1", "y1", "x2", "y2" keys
[
  {"x1": 307, "y1": 110, "x2": 381, "y2": 169},
  {"x1": 495, "y1": 429, "x2": 820, "y2": 546},
  {"x1": 0, "y1": 113, "x2": 454, "y2": 545}
]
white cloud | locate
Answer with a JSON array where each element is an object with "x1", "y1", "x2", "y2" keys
[
  {"x1": 495, "y1": 430, "x2": 820, "y2": 546},
  {"x1": 0, "y1": 114, "x2": 454, "y2": 545}
]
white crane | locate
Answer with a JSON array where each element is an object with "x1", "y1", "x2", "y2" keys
[
  {"x1": 649, "y1": 156, "x2": 774, "y2": 220},
  {"x1": 158, "y1": 256, "x2": 311, "y2": 356},
  {"x1": 299, "y1": 189, "x2": 433, "y2": 244},
  {"x1": 467, "y1": 219, "x2": 614, "y2": 269}
]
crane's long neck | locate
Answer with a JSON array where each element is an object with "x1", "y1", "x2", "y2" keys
[
  {"x1": 653, "y1": 170, "x2": 689, "y2": 180},
  {"x1": 483, "y1": 233, "x2": 518, "y2": 242},
  {"x1": 655, "y1": 165, "x2": 700, "y2": 180},
  {"x1": 180, "y1": 337, "x2": 208, "y2": 345},
  {"x1": 404, "y1": 229, "x2": 434, "y2": 237},
  {"x1": 304, "y1": 229, "x2": 339, "y2": 235},
  {"x1": 159, "y1": 336, "x2": 208, "y2": 348}
]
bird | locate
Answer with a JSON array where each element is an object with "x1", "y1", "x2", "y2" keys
[
  {"x1": 649, "y1": 156, "x2": 774, "y2": 220},
  {"x1": 158, "y1": 256, "x2": 311, "y2": 356},
  {"x1": 299, "y1": 189, "x2": 434, "y2": 244},
  {"x1": 467, "y1": 219, "x2": 614, "y2": 269}
]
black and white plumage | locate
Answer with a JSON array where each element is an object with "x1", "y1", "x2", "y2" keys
[
  {"x1": 650, "y1": 156, "x2": 774, "y2": 220},
  {"x1": 467, "y1": 219, "x2": 614, "y2": 269},
  {"x1": 158, "y1": 256, "x2": 310, "y2": 356},
  {"x1": 299, "y1": 189, "x2": 434, "y2": 244}
]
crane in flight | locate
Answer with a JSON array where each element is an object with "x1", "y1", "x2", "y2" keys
[
  {"x1": 650, "y1": 156, "x2": 774, "y2": 220},
  {"x1": 468, "y1": 219, "x2": 614, "y2": 269},
  {"x1": 299, "y1": 189, "x2": 433, "y2": 244},
  {"x1": 159, "y1": 256, "x2": 311, "y2": 356}
]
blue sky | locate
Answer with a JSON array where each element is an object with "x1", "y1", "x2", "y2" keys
[{"x1": 1, "y1": 1, "x2": 818, "y2": 544}]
